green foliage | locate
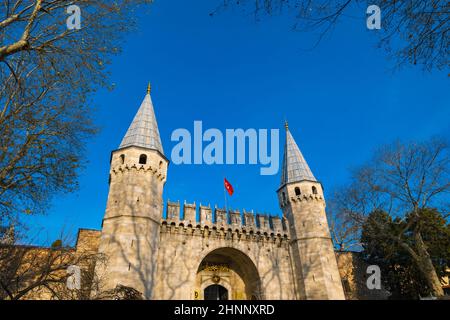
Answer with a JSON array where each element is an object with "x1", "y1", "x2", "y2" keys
[
  {"x1": 51, "y1": 239, "x2": 63, "y2": 249},
  {"x1": 361, "y1": 208, "x2": 450, "y2": 299}
]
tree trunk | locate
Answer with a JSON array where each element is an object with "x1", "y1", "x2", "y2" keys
[{"x1": 414, "y1": 231, "x2": 444, "y2": 297}]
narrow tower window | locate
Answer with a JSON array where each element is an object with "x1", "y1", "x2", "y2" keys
[
  {"x1": 120, "y1": 154, "x2": 125, "y2": 164},
  {"x1": 139, "y1": 154, "x2": 147, "y2": 164},
  {"x1": 282, "y1": 192, "x2": 286, "y2": 202},
  {"x1": 295, "y1": 187, "x2": 301, "y2": 196},
  {"x1": 312, "y1": 186, "x2": 318, "y2": 195}
]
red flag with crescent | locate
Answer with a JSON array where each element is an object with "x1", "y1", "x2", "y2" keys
[{"x1": 224, "y1": 178, "x2": 234, "y2": 196}]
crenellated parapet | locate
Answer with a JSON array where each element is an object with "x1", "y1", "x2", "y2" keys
[
  {"x1": 183, "y1": 201, "x2": 196, "y2": 225},
  {"x1": 166, "y1": 200, "x2": 181, "y2": 222},
  {"x1": 229, "y1": 209, "x2": 241, "y2": 227},
  {"x1": 162, "y1": 200, "x2": 289, "y2": 238},
  {"x1": 109, "y1": 145, "x2": 169, "y2": 186},
  {"x1": 215, "y1": 207, "x2": 227, "y2": 227},
  {"x1": 279, "y1": 187, "x2": 325, "y2": 208},
  {"x1": 110, "y1": 163, "x2": 167, "y2": 182},
  {"x1": 289, "y1": 193, "x2": 324, "y2": 203},
  {"x1": 199, "y1": 204, "x2": 213, "y2": 226}
]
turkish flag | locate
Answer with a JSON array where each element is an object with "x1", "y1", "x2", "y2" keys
[{"x1": 224, "y1": 178, "x2": 234, "y2": 196}]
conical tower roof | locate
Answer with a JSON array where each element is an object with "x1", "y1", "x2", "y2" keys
[
  {"x1": 119, "y1": 84, "x2": 164, "y2": 155},
  {"x1": 280, "y1": 122, "x2": 316, "y2": 187}
]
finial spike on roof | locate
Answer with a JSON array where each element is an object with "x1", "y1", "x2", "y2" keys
[
  {"x1": 119, "y1": 84, "x2": 164, "y2": 154},
  {"x1": 147, "y1": 82, "x2": 151, "y2": 95}
]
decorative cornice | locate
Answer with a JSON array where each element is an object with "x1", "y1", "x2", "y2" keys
[
  {"x1": 160, "y1": 221, "x2": 290, "y2": 245},
  {"x1": 110, "y1": 164, "x2": 166, "y2": 181}
]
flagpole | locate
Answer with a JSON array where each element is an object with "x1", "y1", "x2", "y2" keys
[{"x1": 223, "y1": 178, "x2": 228, "y2": 214}]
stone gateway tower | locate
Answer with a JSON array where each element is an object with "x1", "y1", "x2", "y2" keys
[
  {"x1": 95, "y1": 85, "x2": 345, "y2": 300},
  {"x1": 95, "y1": 84, "x2": 169, "y2": 299},
  {"x1": 278, "y1": 122, "x2": 345, "y2": 300}
]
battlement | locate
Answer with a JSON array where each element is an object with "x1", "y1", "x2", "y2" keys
[
  {"x1": 163, "y1": 200, "x2": 288, "y2": 236},
  {"x1": 110, "y1": 163, "x2": 167, "y2": 182}
]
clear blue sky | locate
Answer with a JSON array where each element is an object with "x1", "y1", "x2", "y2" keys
[{"x1": 25, "y1": 0, "x2": 449, "y2": 244}]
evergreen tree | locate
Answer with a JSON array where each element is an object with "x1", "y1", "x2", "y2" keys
[{"x1": 361, "y1": 208, "x2": 450, "y2": 299}]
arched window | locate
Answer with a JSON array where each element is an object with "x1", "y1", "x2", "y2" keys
[
  {"x1": 295, "y1": 187, "x2": 301, "y2": 196},
  {"x1": 139, "y1": 154, "x2": 147, "y2": 164},
  {"x1": 120, "y1": 154, "x2": 125, "y2": 164},
  {"x1": 159, "y1": 161, "x2": 163, "y2": 169},
  {"x1": 312, "y1": 186, "x2": 318, "y2": 195}
]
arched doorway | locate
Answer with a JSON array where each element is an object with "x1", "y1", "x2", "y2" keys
[
  {"x1": 195, "y1": 247, "x2": 262, "y2": 300},
  {"x1": 204, "y1": 284, "x2": 228, "y2": 300}
]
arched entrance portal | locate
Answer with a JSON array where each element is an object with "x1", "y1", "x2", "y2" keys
[
  {"x1": 195, "y1": 247, "x2": 262, "y2": 300},
  {"x1": 204, "y1": 284, "x2": 228, "y2": 300}
]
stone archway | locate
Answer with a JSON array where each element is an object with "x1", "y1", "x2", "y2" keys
[{"x1": 194, "y1": 247, "x2": 262, "y2": 300}]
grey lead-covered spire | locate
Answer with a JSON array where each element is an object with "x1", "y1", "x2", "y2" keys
[
  {"x1": 119, "y1": 84, "x2": 164, "y2": 155},
  {"x1": 280, "y1": 122, "x2": 316, "y2": 187}
]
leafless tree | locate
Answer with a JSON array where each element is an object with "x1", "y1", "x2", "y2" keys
[
  {"x1": 327, "y1": 200, "x2": 362, "y2": 252},
  {"x1": 332, "y1": 137, "x2": 449, "y2": 297},
  {"x1": 105, "y1": 285, "x2": 144, "y2": 300},
  {"x1": 0, "y1": 230, "x2": 106, "y2": 300},
  {"x1": 0, "y1": 223, "x2": 150, "y2": 300},
  {"x1": 0, "y1": 0, "x2": 153, "y2": 224},
  {"x1": 215, "y1": 0, "x2": 449, "y2": 71}
]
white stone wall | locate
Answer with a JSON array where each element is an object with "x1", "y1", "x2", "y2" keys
[{"x1": 153, "y1": 223, "x2": 297, "y2": 300}]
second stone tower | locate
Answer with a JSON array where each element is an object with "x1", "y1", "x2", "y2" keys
[{"x1": 278, "y1": 122, "x2": 345, "y2": 300}]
